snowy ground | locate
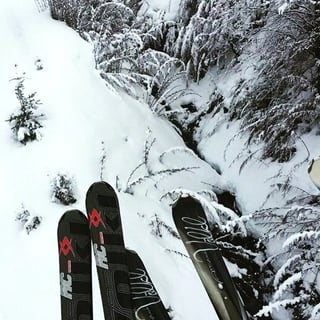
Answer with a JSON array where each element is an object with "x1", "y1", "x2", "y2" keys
[
  {"x1": 0, "y1": 1, "x2": 220, "y2": 319},
  {"x1": 1, "y1": 1, "x2": 319, "y2": 320}
]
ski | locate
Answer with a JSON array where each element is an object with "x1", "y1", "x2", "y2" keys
[
  {"x1": 86, "y1": 181, "x2": 134, "y2": 320},
  {"x1": 172, "y1": 196, "x2": 249, "y2": 320},
  {"x1": 57, "y1": 209, "x2": 93, "y2": 320},
  {"x1": 126, "y1": 249, "x2": 171, "y2": 320}
]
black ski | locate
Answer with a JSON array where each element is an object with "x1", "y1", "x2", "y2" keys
[
  {"x1": 86, "y1": 181, "x2": 134, "y2": 320},
  {"x1": 172, "y1": 196, "x2": 249, "y2": 320},
  {"x1": 58, "y1": 210, "x2": 93, "y2": 320},
  {"x1": 126, "y1": 249, "x2": 171, "y2": 320}
]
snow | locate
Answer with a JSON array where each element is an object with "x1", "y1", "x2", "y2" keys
[
  {"x1": 0, "y1": 0, "x2": 220, "y2": 319},
  {"x1": 311, "y1": 303, "x2": 320, "y2": 320},
  {"x1": 2, "y1": 1, "x2": 320, "y2": 319},
  {"x1": 139, "y1": 0, "x2": 181, "y2": 22}
]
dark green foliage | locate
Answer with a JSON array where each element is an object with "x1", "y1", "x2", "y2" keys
[{"x1": 7, "y1": 76, "x2": 44, "y2": 145}]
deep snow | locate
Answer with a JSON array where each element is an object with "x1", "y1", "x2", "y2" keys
[
  {"x1": 1, "y1": 1, "x2": 319, "y2": 320},
  {"x1": 0, "y1": 1, "x2": 221, "y2": 319}
]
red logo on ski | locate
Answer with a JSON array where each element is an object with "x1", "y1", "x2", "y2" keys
[
  {"x1": 89, "y1": 208, "x2": 106, "y2": 229},
  {"x1": 59, "y1": 236, "x2": 75, "y2": 257}
]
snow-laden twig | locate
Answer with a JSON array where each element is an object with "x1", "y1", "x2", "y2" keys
[
  {"x1": 256, "y1": 296, "x2": 304, "y2": 318},
  {"x1": 273, "y1": 254, "x2": 302, "y2": 288},
  {"x1": 159, "y1": 146, "x2": 199, "y2": 164},
  {"x1": 125, "y1": 167, "x2": 198, "y2": 195},
  {"x1": 283, "y1": 230, "x2": 320, "y2": 249},
  {"x1": 273, "y1": 272, "x2": 302, "y2": 301}
]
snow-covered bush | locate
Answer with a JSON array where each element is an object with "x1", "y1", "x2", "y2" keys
[
  {"x1": 7, "y1": 75, "x2": 44, "y2": 145},
  {"x1": 85, "y1": 28, "x2": 147, "y2": 97},
  {"x1": 124, "y1": 129, "x2": 198, "y2": 194},
  {"x1": 163, "y1": 0, "x2": 269, "y2": 81},
  {"x1": 15, "y1": 205, "x2": 31, "y2": 226},
  {"x1": 25, "y1": 216, "x2": 42, "y2": 235},
  {"x1": 138, "y1": 50, "x2": 194, "y2": 115},
  {"x1": 254, "y1": 194, "x2": 320, "y2": 319},
  {"x1": 230, "y1": 2, "x2": 320, "y2": 162},
  {"x1": 51, "y1": 173, "x2": 77, "y2": 205},
  {"x1": 15, "y1": 204, "x2": 42, "y2": 235}
]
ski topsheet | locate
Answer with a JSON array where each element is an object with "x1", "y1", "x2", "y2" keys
[
  {"x1": 86, "y1": 181, "x2": 134, "y2": 320},
  {"x1": 58, "y1": 210, "x2": 93, "y2": 320},
  {"x1": 126, "y1": 249, "x2": 171, "y2": 320},
  {"x1": 172, "y1": 196, "x2": 249, "y2": 320}
]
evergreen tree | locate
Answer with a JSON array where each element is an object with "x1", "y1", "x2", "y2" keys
[{"x1": 7, "y1": 75, "x2": 44, "y2": 145}]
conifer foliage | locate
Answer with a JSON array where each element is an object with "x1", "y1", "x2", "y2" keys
[
  {"x1": 254, "y1": 193, "x2": 320, "y2": 319},
  {"x1": 7, "y1": 74, "x2": 44, "y2": 145}
]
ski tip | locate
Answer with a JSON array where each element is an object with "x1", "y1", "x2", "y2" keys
[
  {"x1": 58, "y1": 209, "x2": 86, "y2": 225},
  {"x1": 172, "y1": 196, "x2": 201, "y2": 210},
  {"x1": 125, "y1": 248, "x2": 136, "y2": 254},
  {"x1": 86, "y1": 181, "x2": 115, "y2": 195},
  {"x1": 172, "y1": 196, "x2": 205, "y2": 223},
  {"x1": 85, "y1": 181, "x2": 119, "y2": 211},
  {"x1": 57, "y1": 210, "x2": 89, "y2": 242}
]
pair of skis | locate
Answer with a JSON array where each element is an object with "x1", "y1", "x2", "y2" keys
[
  {"x1": 58, "y1": 181, "x2": 249, "y2": 320},
  {"x1": 58, "y1": 181, "x2": 170, "y2": 320}
]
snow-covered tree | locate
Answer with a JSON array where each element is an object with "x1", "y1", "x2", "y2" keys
[{"x1": 7, "y1": 75, "x2": 44, "y2": 145}]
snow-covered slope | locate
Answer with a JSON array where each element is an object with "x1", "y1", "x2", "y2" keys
[{"x1": 0, "y1": 1, "x2": 222, "y2": 319}]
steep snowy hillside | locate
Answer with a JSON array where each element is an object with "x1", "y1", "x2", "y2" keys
[
  {"x1": 0, "y1": 1, "x2": 225, "y2": 319},
  {"x1": 2, "y1": 0, "x2": 320, "y2": 319}
]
